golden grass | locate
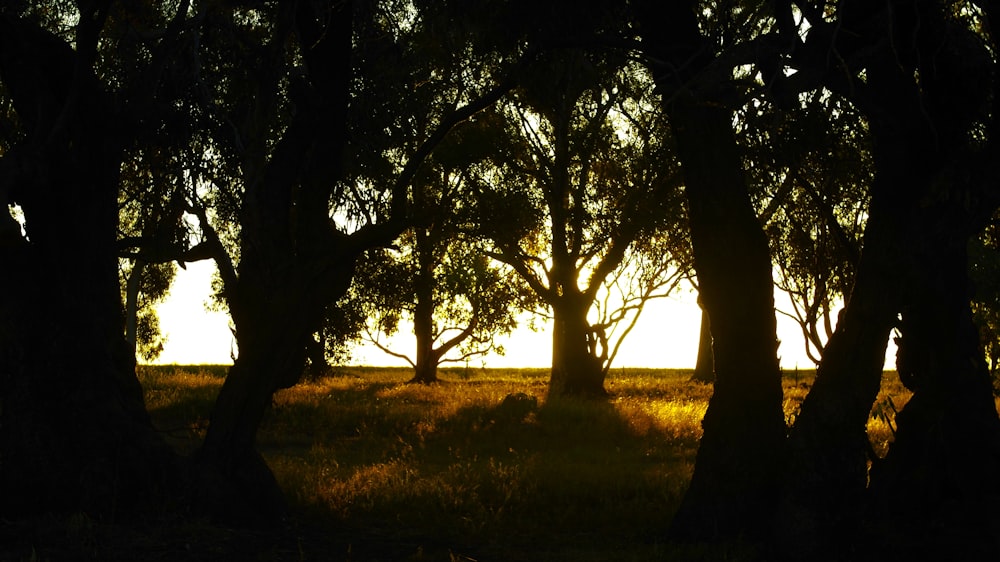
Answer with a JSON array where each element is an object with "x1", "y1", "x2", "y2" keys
[{"x1": 134, "y1": 365, "x2": 930, "y2": 561}]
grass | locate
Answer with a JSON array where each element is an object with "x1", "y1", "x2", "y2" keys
[
  {"x1": 256, "y1": 368, "x2": 699, "y2": 560},
  {"x1": 4, "y1": 365, "x2": 922, "y2": 561}
]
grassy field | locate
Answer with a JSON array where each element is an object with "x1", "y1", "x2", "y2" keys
[
  {"x1": 2, "y1": 366, "x2": 912, "y2": 561},
  {"x1": 131, "y1": 365, "x2": 908, "y2": 561}
]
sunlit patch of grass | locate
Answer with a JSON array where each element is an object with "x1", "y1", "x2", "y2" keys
[
  {"x1": 866, "y1": 371, "x2": 912, "y2": 459},
  {"x1": 251, "y1": 367, "x2": 702, "y2": 556},
  {"x1": 109, "y1": 363, "x2": 1000, "y2": 560},
  {"x1": 138, "y1": 365, "x2": 224, "y2": 453},
  {"x1": 149, "y1": 365, "x2": 938, "y2": 560}
]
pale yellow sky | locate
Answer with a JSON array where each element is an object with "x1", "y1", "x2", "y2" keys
[{"x1": 153, "y1": 260, "x2": 895, "y2": 370}]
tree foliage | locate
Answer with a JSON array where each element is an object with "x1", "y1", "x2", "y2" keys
[
  {"x1": 468, "y1": 51, "x2": 690, "y2": 395},
  {"x1": 741, "y1": 90, "x2": 871, "y2": 364}
]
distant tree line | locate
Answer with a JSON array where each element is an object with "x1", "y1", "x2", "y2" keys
[{"x1": 1, "y1": 0, "x2": 999, "y2": 557}]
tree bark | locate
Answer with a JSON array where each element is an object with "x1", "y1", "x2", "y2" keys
[
  {"x1": 866, "y1": 221, "x2": 1000, "y2": 559},
  {"x1": 411, "y1": 228, "x2": 440, "y2": 384},
  {"x1": 666, "y1": 95, "x2": 786, "y2": 542},
  {"x1": 777, "y1": 172, "x2": 908, "y2": 555},
  {"x1": 0, "y1": 12, "x2": 179, "y2": 518},
  {"x1": 193, "y1": 0, "x2": 362, "y2": 523},
  {"x1": 548, "y1": 293, "x2": 607, "y2": 399},
  {"x1": 779, "y1": 3, "x2": 1000, "y2": 556},
  {"x1": 691, "y1": 296, "x2": 714, "y2": 383},
  {"x1": 636, "y1": 2, "x2": 786, "y2": 540}
]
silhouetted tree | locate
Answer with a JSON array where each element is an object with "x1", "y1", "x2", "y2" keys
[
  {"x1": 635, "y1": 0, "x2": 787, "y2": 541},
  {"x1": 0, "y1": 1, "x2": 198, "y2": 516},
  {"x1": 184, "y1": 0, "x2": 522, "y2": 521},
  {"x1": 471, "y1": 53, "x2": 689, "y2": 398}
]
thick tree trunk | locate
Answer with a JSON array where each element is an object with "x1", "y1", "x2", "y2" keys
[
  {"x1": 0, "y1": 137, "x2": 177, "y2": 520},
  {"x1": 0, "y1": 16, "x2": 179, "y2": 518},
  {"x1": 777, "y1": 185, "x2": 906, "y2": 555},
  {"x1": 196, "y1": 259, "x2": 354, "y2": 523},
  {"x1": 777, "y1": 4, "x2": 997, "y2": 554},
  {"x1": 411, "y1": 356, "x2": 440, "y2": 385},
  {"x1": 634, "y1": 1, "x2": 785, "y2": 540},
  {"x1": 664, "y1": 95, "x2": 787, "y2": 542},
  {"x1": 866, "y1": 217, "x2": 1000, "y2": 559},
  {"x1": 1, "y1": 244, "x2": 179, "y2": 520},
  {"x1": 548, "y1": 295, "x2": 607, "y2": 399},
  {"x1": 194, "y1": 322, "x2": 301, "y2": 524},
  {"x1": 691, "y1": 298, "x2": 714, "y2": 383},
  {"x1": 193, "y1": 0, "x2": 357, "y2": 524}
]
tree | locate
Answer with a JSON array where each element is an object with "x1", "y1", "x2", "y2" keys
[
  {"x1": 472, "y1": 51, "x2": 689, "y2": 398},
  {"x1": 636, "y1": 1, "x2": 1000, "y2": 554},
  {"x1": 355, "y1": 131, "x2": 539, "y2": 384},
  {"x1": 362, "y1": 224, "x2": 533, "y2": 384},
  {"x1": 745, "y1": 3, "x2": 1000, "y2": 557},
  {"x1": 635, "y1": 0, "x2": 787, "y2": 541},
  {"x1": 0, "y1": 1, "x2": 199, "y2": 516},
  {"x1": 184, "y1": 0, "x2": 522, "y2": 521}
]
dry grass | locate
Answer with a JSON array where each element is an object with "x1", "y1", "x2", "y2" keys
[{"x1": 5, "y1": 365, "x2": 925, "y2": 561}]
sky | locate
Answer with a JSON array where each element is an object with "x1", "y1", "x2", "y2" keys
[{"x1": 153, "y1": 259, "x2": 895, "y2": 370}]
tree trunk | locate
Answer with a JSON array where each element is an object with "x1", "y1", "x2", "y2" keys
[
  {"x1": 777, "y1": 4, "x2": 999, "y2": 554},
  {"x1": 0, "y1": 16, "x2": 179, "y2": 518},
  {"x1": 411, "y1": 229, "x2": 439, "y2": 384},
  {"x1": 866, "y1": 212, "x2": 1000, "y2": 559},
  {"x1": 196, "y1": 256, "x2": 355, "y2": 523},
  {"x1": 664, "y1": 95, "x2": 787, "y2": 542},
  {"x1": 548, "y1": 295, "x2": 607, "y2": 399},
  {"x1": 691, "y1": 297, "x2": 714, "y2": 383},
  {"x1": 634, "y1": 1, "x2": 785, "y2": 540},
  {"x1": 194, "y1": 322, "x2": 299, "y2": 524},
  {"x1": 304, "y1": 330, "x2": 331, "y2": 379},
  {"x1": 124, "y1": 259, "x2": 145, "y2": 357},
  {"x1": 777, "y1": 182, "x2": 907, "y2": 556},
  {"x1": 193, "y1": 0, "x2": 357, "y2": 524}
]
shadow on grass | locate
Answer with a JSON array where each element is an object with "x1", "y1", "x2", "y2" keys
[
  {"x1": 260, "y1": 376, "x2": 705, "y2": 560},
  {"x1": 125, "y1": 367, "x2": 766, "y2": 561}
]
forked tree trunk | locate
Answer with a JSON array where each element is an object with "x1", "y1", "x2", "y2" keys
[
  {"x1": 866, "y1": 218, "x2": 1000, "y2": 559},
  {"x1": 548, "y1": 295, "x2": 607, "y2": 399},
  {"x1": 195, "y1": 249, "x2": 357, "y2": 523},
  {"x1": 193, "y1": 0, "x2": 356, "y2": 524}
]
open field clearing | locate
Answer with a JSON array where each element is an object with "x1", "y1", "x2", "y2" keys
[{"x1": 44, "y1": 365, "x2": 910, "y2": 561}]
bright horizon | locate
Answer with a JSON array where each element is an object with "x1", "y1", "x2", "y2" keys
[{"x1": 152, "y1": 260, "x2": 895, "y2": 371}]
